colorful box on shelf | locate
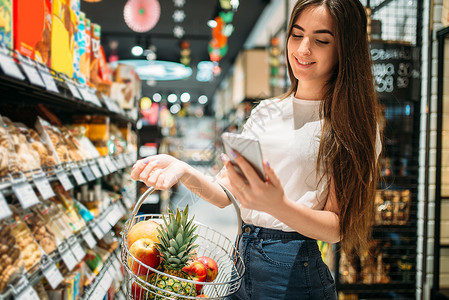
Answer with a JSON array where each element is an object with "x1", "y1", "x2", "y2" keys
[
  {"x1": 13, "y1": 0, "x2": 52, "y2": 67},
  {"x1": 0, "y1": 0, "x2": 13, "y2": 50}
]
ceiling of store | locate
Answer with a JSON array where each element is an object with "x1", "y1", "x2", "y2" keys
[{"x1": 80, "y1": 0, "x2": 271, "y2": 114}]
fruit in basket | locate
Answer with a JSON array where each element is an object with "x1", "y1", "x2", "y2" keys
[
  {"x1": 127, "y1": 220, "x2": 161, "y2": 248},
  {"x1": 182, "y1": 260, "x2": 207, "y2": 292},
  {"x1": 198, "y1": 295, "x2": 209, "y2": 298},
  {"x1": 196, "y1": 256, "x2": 218, "y2": 282},
  {"x1": 151, "y1": 206, "x2": 198, "y2": 299},
  {"x1": 131, "y1": 276, "x2": 153, "y2": 300},
  {"x1": 128, "y1": 238, "x2": 161, "y2": 276}
]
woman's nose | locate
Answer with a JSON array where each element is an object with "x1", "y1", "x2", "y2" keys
[{"x1": 298, "y1": 38, "x2": 311, "y2": 55}]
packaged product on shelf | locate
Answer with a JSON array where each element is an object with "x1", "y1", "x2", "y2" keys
[
  {"x1": 77, "y1": 12, "x2": 90, "y2": 84},
  {"x1": 84, "y1": 248, "x2": 103, "y2": 274},
  {"x1": 34, "y1": 282, "x2": 50, "y2": 300},
  {"x1": 0, "y1": 125, "x2": 14, "y2": 177},
  {"x1": 60, "y1": 126, "x2": 87, "y2": 162},
  {"x1": 27, "y1": 128, "x2": 58, "y2": 167},
  {"x1": 67, "y1": 125, "x2": 101, "y2": 159},
  {"x1": 109, "y1": 123, "x2": 126, "y2": 155},
  {"x1": 21, "y1": 208, "x2": 58, "y2": 255},
  {"x1": 0, "y1": 0, "x2": 13, "y2": 50},
  {"x1": 13, "y1": 0, "x2": 52, "y2": 66},
  {"x1": 0, "y1": 116, "x2": 39, "y2": 174},
  {"x1": 395, "y1": 189, "x2": 410, "y2": 225},
  {"x1": 52, "y1": 183, "x2": 86, "y2": 232},
  {"x1": 87, "y1": 115, "x2": 109, "y2": 156},
  {"x1": 51, "y1": 0, "x2": 76, "y2": 76},
  {"x1": 0, "y1": 220, "x2": 25, "y2": 293},
  {"x1": 8, "y1": 206, "x2": 42, "y2": 272},
  {"x1": 71, "y1": 0, "x2": 81, "y2": 83},
  {"x1": 35, "y1": 116, "x2": 71, "y2": 164},
  {"x1": 90, "y1": 22, "x2": 101, "y2": 85},
  {"x1": 4, "y1": 119, "x2": 42, "y2": 172},
  {"x1": 35, "y1": 201, "x2": 73, "y2": 241},
  {"x1": 111, "y1": 63, "x2": 139, "y2": 109}
]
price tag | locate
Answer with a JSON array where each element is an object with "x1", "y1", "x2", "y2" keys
[
  {"x1": 0, "y1": 50, "x2": 25, "y2": 80},
  {"x1": 55, "y1": 168, "x2": 73, "y2": 191},
  {"x1": 18, "y1": 56, "x2": 45, "y2": 88},
  {"x1": 100, "y1": 269, "x2": 113, "y2": 291},
  {"x1": 0, "y1": 192, "x2": 12, "y2": 221},
  {"x1": 88, "y1": 89, "x2": 102, "y2": 107},
  {"x1": 91, "y1": 222, "x2": 104, "y2": 240},
  {"x1": 12, "y1": 276, "x2": 40, "y2": 300},
  {"x1": 36, "y1": 64, "x2": 59, "y2": 93},
  {"x1": 81, "y1": 228, "x2": 97, "y2": 249},
  {"x1": 68, "y1": 237, "x2": 86, "y2": 262},
  {"x1": 78, "y1": 86, "x2": 91, "y2": 101},
  {"x1": 89, "y1": 161, "x2": 103, "y2": 178},
  {"x1": 66, "y1": 81, "x2": 82, "y2": 99},
  {"x1": 81, "y1": 164, "x2": 96, "y2": 182},
  {"x1": 32, "y1": 170, "x2": 55, "y2": 200},
  {"x1": 58, "y1": 243, "x2": 77, "y2": 271},
  {"x1": 71, "y1": 166, "x2": 87, "y2": 185},
  {"x1": 99, "y1": 217, "x2": 112, "y2": 234},
  {"x1": 41, "y1": 256, "x2": 63, "y2": 289},
  {"x1": 12, "y1": 175, "x2": 40, "y2": 209},
  {"x1": 105, "y1": 156, "x2": 118, "y2": 173},
  {"x1": 97, "y1": 157, "x2": 110, "y2": 175},
  {"x1": 90, "y1": 285, "x2": 106, "y2": 300},
  {"x1": 112, "y1": 256, "x2": 122, "y2": 274}
]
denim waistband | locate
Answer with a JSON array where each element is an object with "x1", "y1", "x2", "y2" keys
[{"x1": 242, "y1": 223, "x2": 313, "y2": 240}]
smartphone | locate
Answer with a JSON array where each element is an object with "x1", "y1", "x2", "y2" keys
[{"x1": 221, "y1": 132, "x2": 266, "y2": 181}]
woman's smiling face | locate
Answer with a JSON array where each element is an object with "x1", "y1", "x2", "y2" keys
[{"x1": 287, "y1": 5, "x2": 338, "y2": 88}]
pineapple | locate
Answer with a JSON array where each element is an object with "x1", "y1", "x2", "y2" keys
[{"x1": 151, "y1": 206, "x2": 198, "y2": 299}]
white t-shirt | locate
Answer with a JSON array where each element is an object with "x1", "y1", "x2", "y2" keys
[{"x1": 239, "y1": 94, "x2": 327, "y2": 231}]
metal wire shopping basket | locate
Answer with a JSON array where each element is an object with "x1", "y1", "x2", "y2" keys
[{"x1": 121, "y1": 185, "x2": 245, "y2": 299}]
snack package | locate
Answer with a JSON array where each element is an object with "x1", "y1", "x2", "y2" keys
[
  {"x1": 59, "y1": 126, "x2": 87, "y2": 162},
  {"x1": 87, "y1": 115, "x2": 109, "y2": 156},
  {"x1": 26, "y1": 127, "x2": 58, "y2": 167},
  {"x1": 35, "y1": 201, "x2": 73, "y2": 241},
  {"x1": 0, "y1": 0, "x2": 13, "y2": 50},
  {"x1": 52, "y1": 183, "x2": 86, "y2": 232},
  {"x1": 13, "y1": 0, "x2": 52, "y2": 66},
  {"x1": 8, "y1": 206, "x2": 42, "y2": 272},
  {"x1": 35, "y1": 116, "x2": 71, "y2": 164},
  {"x1": 0, "y1": 116, "x2": 38, "y2": 174},
  {"x1": 67, "y1": 125, "x2": 101, "y2": 159},
  {"x1": 0, "y1": 219, "x2": 24, "y2": 292},
  {"x1": 21, "y1": 208, "x2": 58, "y2": 255},
  {"x1": 71, "y1": 0, "x2": 80, "y2": 82}
]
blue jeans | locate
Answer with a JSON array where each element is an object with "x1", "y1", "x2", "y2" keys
[{"x1": 228, "y1": 223, "x2": 337, "y2": 300}]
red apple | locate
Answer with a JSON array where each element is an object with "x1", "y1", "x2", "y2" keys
[
  {"x1": 131, "y1": 276, "x2": 152, "y2": 300},
  {"x1": 127, "y1": 220, "x2": 161, "y2": 248},
  {"x1": 128, "y1": 238, "x2": 161, "y2": 276},
  {"x1": 182, "y1": 260, "x2": 207, "y2": 292},
  {"x1": 196, "y1": 256, "x2": 218, "y2": 282}
]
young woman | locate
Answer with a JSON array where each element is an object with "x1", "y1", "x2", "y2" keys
[{"x1": 131, "y1": 0, "x2": 381, "y2": 298}]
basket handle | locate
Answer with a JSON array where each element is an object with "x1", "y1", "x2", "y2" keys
[{"x1": 128, "y1": 184, "x2": 242, "y2": 235}]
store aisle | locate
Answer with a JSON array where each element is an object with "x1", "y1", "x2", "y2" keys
[{"x1": 169, "y1": 166, "x2": 238, "y2": 242}]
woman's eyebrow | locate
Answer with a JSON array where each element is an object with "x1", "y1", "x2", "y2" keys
[{"x1": 292, "y1": 24, "x2": 334, "y2": 36}]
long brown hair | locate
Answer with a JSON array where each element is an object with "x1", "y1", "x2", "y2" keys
[{"x1": 283, "y1": 0, "x2": 381, "y2": 255}]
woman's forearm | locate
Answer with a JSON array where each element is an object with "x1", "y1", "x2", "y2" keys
[
  {"x1": 270, "y1": 197, "x2": 341, "y2": 243},
  {"x1": 180, "y1": 163, "x2": 231, "y2": 208}
]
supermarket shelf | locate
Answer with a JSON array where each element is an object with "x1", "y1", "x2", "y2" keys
[
  {"x1": 0, "y1": 197, "x2": 129, "y2": 300},
  {"x1": 338, "y1": 282, "x2": 415, "y2": 293},
  {"x1": 0, "y1": 152, "x2": 137, "y2": 198},
  {"x1": 0, "y1": 54, "x2": 136, "y2": 125}
]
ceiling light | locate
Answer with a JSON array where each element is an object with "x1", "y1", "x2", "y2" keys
[
  {"x1": 153, "y1": 93, "x2": 162, "y2": 102},
  {"x1": 168, "y1": 94, "x2": 177, "y2": 103},
  {"x1": 198, "y1": 95, "x2": 208, "y2": 104},
  {"x1": 140, "y1": 97, "x2": 152, "y2": 110},
  {"x1": 196, "y1": 61, "x2": 214, "y2": 82},
  {"x1": 131, "y1": 45, "x2": 144, "y2": 56},
  {"x1": 207, "y1": 20, "x2": 217, "y2": 28},
  {"x1": 180, "y1": 92, "x2": 190, "y2": 103},
  {"x1": 110, "y1": 60, "x2": 192, "y2": 81},
  {"x1": 124, "y1": 0, "x2": 161, "y2": 33},
  {"x1": 173, "y1": 0, "x2": 185, "y2": 7},
  {"x1": 170, "y1": 103, "x2": 181, "y2": 114}
]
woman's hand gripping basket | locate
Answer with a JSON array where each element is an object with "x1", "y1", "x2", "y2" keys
[{"x1": 121, "y1": 187, "x2": 245, "y2": 299}]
